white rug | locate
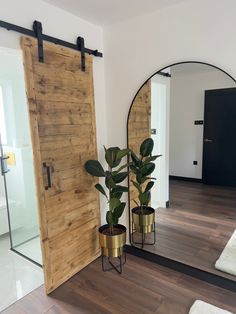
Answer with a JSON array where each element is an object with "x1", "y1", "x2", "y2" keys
[
  {"x1": 215, "y1": 229, "x2": 236, "y2": 276},
  {"x1": 189, "y1": 300, "x2": 233, "y2": 314}
]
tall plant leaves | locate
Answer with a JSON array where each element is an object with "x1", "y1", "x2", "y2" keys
[
  {"x1": 112, "y1": 185, "x2": 129, "y2": 193},
  {"x1": 116, "y1": 148, "x2": 130, "y2": 160},
  {"x1": 106, "y1": 211, "x2": 113, "y2": 225},
  {"x1": 139, "y1": 191, "x2": 151, "y2": 206},
  {"x1": 112, "y1": 214, "x2": 119, "y2": 225},
  {"x1": 84, "y1": 160, "x2": 105, "y2": 177},
  {"x1": 145, "y1": 181, "x2": 154, "y2": 192},
  {"x1": 85, "y1": 144, "x2": 130, "y2": 228},
  {"x1": 140, "y1": 138, "x2": 154, "y2": 157},
  {"x1": 140, "y1": 162, "x2": 155, "y2": 176},
  {"x1": 131, "y1": 151, "x2": 141, "y2": 167},
  {"x1": 112, "y1": 172, "x2": 128, "y2": 183},
  {"x1": 109, "y1": 198, "x2": 121, "y2": 210},
  {"x1": 104, "y1": 146, "x2": 121, "y2": 168},
  {"x1": 113, "y1": 202, "x2": 126, "y2": 218},
  {"x1": 140, "y1": 176, "x2": 150, "y2": 184},
  {"x1": 95, "y1": 183, "x2": 107, "y2": 198},
  {"x1": 143, "y1": 155, "x2": 162, "y2": 164},
  {"x1": 130, "y1": 165, "x2": 138, "y2": 174},
  {"x1": 114, "y1": 162, "x2": 132, "y2": 173},
  {"x1": 136, "y1": 172, "x2": 143, "y2": 184},
  {"x1": 105, "y1": 175, "x2": 116, "y2": 189},
  {"x1": 112, "y1": 191, "x2": 123, "y2": 199}
]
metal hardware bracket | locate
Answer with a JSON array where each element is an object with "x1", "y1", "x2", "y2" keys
[
  {"x1": 77, "y1": 36, "x2": 85, "y2": 71},
  {"x1": 33, "y1": 21, "x2": 44, "y2": 62}
]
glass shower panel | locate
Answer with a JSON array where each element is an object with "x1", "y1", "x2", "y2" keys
[{"x1": 0, "y1": 47, "x2": 42, "y2": 265}]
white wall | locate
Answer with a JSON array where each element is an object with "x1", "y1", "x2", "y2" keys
[
  {"x1": 151, "y1": 74, "x2": 170, "y2": 208},
  {"x1": 0, "y1": 0, "x2": 107, "y2": 224},
  {"x1": 104, "y1": 0, "x2": 236, "y2": 228},
  {"x1": 169, "y1": 64, "x2": 235, "y2": 179}
]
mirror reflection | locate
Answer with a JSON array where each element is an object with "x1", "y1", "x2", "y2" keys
[{"x1": 128, "y1": 62, "x2": 236, "y2": 281}]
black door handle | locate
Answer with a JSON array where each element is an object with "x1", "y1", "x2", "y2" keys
[
  {"x1": 0, "y1": 155, "x2": 9, "y2": 175},
  {"x1": 43, "y1": 162, "x2": 52, "y2": 190},
  {"x1": 204, "y1": 138, "x2": 213, "y2": 143}
]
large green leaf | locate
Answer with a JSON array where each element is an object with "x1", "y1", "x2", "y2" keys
[
  {"x1": 112, "y1": 172, "x2": 128, "y2": 183},
  {"x1": 84, "y1": 160, "x2": 105, "y2": 177},
  {"x1": 131, "y1": 151, "x2": 141, "y2": 167},
  {"x1": 109, "y1": 198, "x2": 121, "y2": 211},
  {"x1": 140, "y1": 176, "x2": 149, "y2": 184},
  {"x1": 112, "y1": 185, "x2": 129, "y2": 193},
  {"x1": 140, "y1": 138, "x2": 154, "y2": 157},
  {"x1": 136, "y1": 172, "x2": 143, "y2": 184},
  {"x1": 139, "y1": 191, "x2": 151, "y2": 206},
  {"x1": 143, "y1": 155, "x2": 162, "y2": 164},
  {"x1": 104, "y1": 146, "x2": 121, "y2": 168},
  {"x1": 130, "y1": 165, "x2": 138, "y2": 174},
  {"x1": 116, "y1": 148, "x2": 130, "y2": 160},
  {"x1": 145, "y1": 181, "x2": 155, "y2": 192},
  {"x1": 113, "y1": 202, "x2": 126, "y2": 218},
  {"x1": 140, "y1": 162, "x2": 155, "y2": 176},
  {"x1": 95, "y1": 183, "x2": 107, "y2": 198},
  {"x1": 114, "y1": 162, "x2": 132, "y2": 173},
  {"x1": 111, "y1": 213, "x2": 119, "y2": 225},
  {"x1": 112, "y1": 191, "x2": 123, "y2": 199},
  {"x1": 105, "y1": 174, "x2": 116, "y2": 189}
]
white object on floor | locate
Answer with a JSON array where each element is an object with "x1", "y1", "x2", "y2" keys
[
  {"x1": 0, "y1": 235, "x2": 44, "y2": 312},
  {"x1": 215, "y1": 229, "x2": 236, "y2": 276},
  {"x1": 189, "y1": 300, "x2": 233, "y2": 314}
]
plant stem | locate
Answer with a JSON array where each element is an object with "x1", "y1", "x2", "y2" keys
[
  {"x1": 140, "y1": 185, "x2": 144, "y2": 215},
  {"x1": 108, "y1": 165, "x2": 113, "y2": 235}
]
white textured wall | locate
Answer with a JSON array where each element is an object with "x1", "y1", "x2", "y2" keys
[
  {"x1": 104, "y1": 0, "x2": 236, "y2": 227},
  {"x1": 169, "y1": 64, "x2": 235, "y2": 179}
]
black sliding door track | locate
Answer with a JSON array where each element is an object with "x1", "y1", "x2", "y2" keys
[{"x1": 0, "y1": 20, "x2": 102, "y2": 71}]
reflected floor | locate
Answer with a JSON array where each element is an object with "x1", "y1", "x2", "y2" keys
[
  {"x1": 0, "y1": 234, "x2": 44, "y2": 312},
  {"x1": 132, "y1": 180, "x2": 236, "y2": 281},
  {"x1": 14, "y1": 236, "x2": 42, "y2": 265}
]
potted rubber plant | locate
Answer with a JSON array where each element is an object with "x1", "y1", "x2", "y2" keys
[
  {"x1": 130, "y1": 138, "x2": 161, "y2": 243},
  {"x1": 84, "y1": 146, "x2": 130, "y2": 259}
]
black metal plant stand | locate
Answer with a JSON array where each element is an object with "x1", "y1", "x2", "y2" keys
[
  {"x1": 131, "y1": 223, "x2": 156, "y2": 248},
  {"x1": 102, "y1": 247, "x2": 126, "y2": 274}
]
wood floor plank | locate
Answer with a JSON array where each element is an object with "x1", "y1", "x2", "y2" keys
[{"x1": 2, "y1": 255, "x2": 236, "y2": 314}]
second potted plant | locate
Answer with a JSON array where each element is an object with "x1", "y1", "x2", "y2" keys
[{"x1": 130, "y1": 138, "x2": 161, "y2": 247}]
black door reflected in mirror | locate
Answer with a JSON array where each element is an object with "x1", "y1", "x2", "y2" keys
[{"x1": 127, "y1": 62, "x2": 236, "y2": 282}]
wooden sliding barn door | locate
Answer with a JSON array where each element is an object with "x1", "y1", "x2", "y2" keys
[{"x1": 21, "y1": 37, "x2": 100, "y2": 293}]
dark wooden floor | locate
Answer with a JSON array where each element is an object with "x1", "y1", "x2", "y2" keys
[
  {"x1": 2, "y1": 254, "x2": 236, "y2": 314},
  {"x1": 133, "y1": 180, "x2": 236, "y2": 281}
]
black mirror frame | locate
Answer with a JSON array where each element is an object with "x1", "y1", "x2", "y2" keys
[{"x1": 126, "y1": 61, "x2": 236, "y2": 292}]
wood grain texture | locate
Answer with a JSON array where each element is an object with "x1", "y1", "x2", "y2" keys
[
  {"x1": 21, "y1": 36, "x2": 100, "y2": 294},
  {"x1": 128, "y1": 81, "x2": 151, "y2": 219},
  {"x1": 2, "y1": 254, "x2": 236, "y2": 314},
  {"x1": 133, "y1": 180, "x2": 236, "y2": 281}
]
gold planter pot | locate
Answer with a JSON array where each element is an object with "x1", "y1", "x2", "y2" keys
[
  {"x1": 132, "y1": 207, "x2": 155, "y2": 234},
  {"x1": 99, "y1": 224, "x2": 126, "y2": 258}
]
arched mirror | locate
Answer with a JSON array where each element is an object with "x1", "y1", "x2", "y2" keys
[{"x1": 127, "y1": 62, "x2": 236, "y2": 283}]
